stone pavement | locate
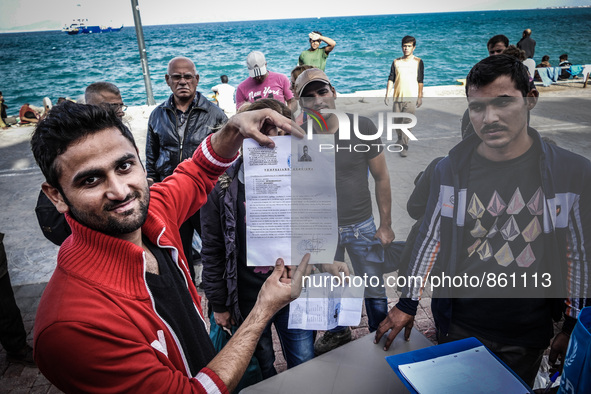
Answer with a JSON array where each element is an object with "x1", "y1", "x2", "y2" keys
[
  {"x1": 1, "y1": 93, "x2": 590, "y2": 391},
  {"x1": 0, "y1": 276, "x2": 434, "y2": 393},
  {"x1": 0, "y1": 283, "x2": 55, "y2": 393}
]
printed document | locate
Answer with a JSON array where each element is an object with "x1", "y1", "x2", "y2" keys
[
  {"x1": 288, "y1": 273, "x2": 363, "y2": 330},
  {"x1": 243, "y1": 135, "x2": 337, "y2": 266}
]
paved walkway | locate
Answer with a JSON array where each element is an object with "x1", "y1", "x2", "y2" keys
[
  {"x1": 0, "y1": 280, "x2": 433, "y2": 392},
  {"x1": 1, "y1": 93, "x2": 589, "y2": 391}
]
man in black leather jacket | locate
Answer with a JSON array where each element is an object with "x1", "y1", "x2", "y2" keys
[{"x1": 146, "y1": 57, "x2": 227, "y2": 280}]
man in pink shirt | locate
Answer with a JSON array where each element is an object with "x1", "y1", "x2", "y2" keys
[{"x1": 236, "y1": 51, "x2": 295, "y2": 111}]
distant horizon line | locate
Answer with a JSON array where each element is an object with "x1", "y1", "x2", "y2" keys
[{"x1": 1, "y1": 6, "x2": 590, "y2": 35}]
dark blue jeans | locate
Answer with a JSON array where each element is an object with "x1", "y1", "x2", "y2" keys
[
  {"x1": 255, "y1": 304, "x2": 314, "y2": 378},
  {"x1": 333, "y1": 216, "x2": 388, "y2": 332},
  {"x1": 0, "y1": 271, "x2": 27, "y2": 354}
]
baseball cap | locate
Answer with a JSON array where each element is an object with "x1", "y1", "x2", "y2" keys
[
  {"x1": 293, "y1": 68, "x2": 331, "y2": 98},
  {"x1": 247, "y1": 51, "x2": 267, "y2": 78}
]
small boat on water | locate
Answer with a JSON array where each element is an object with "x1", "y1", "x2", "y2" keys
[{"x1": 63, "y1": 19, "x2": 123, "y2": 35}]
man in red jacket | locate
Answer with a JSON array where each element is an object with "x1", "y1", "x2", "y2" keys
[{"x1": 31, "y1": 101, "x2": 306, "y2": 393}]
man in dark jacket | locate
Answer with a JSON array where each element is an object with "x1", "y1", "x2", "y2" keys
[
  {"x1": 516, "y1": 28, "x2": 536, "y2": 59},
  {"x1": 376, "y1": 55, "x2": 590, "y2": 388},
  {"x1": 146, "y1": 57, "x2": 227, "y2": 279}
]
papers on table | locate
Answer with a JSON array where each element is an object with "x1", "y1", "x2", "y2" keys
[
  {"x1": 288, "y1": 273, "x2": 363, "y2": 330},
  {"x1": 387, "y1": 339, "x2": 532, "y2": 394},
  {"x1": 243, "y1": 135, "x2": 338, "y2": 266}
]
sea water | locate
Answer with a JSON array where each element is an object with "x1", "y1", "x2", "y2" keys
[{"x1": 1, "y1": 8, "x2": 590, "y2": 111}]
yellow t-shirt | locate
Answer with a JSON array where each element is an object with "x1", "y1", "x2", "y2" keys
[{"x1": 390, "y1": 56, "x2": 423, "y2": 99}]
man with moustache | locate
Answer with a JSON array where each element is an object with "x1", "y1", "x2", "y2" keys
[
  {"x1": 376, "y1": 55, "x2": 590, "y2": 388},
  {"x1": 461, "y1": 34, "x2": 515, "y2": 139}
]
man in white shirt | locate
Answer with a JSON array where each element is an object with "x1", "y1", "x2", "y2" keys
[{"x1": 211, "y1": 75, "x2": 236, "y2": 117}]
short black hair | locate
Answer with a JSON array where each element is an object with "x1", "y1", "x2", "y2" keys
[
  {"x1": 31, "y1": 101, "x2": 137, "y2": 192},
  {"x1": 402, "y1": 36, "x2": 416, "y2": 46},
  {"x1": 220, "y1": 75, "x2": 229, "y2": 83},
  {"x1": 541, "y1": 55, "x2": 550, "y2": 62},
  {"x1": 487, "y1": 34, "x2": 509, "y2": 49},
  {"x1": 466, "y1": 54, "x2": 531, "y2": 97},
  {"x1": 560, "y1": 53, "x2": 568, "y2": 61}
]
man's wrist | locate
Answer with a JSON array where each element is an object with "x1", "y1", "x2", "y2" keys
[
  {"x1": 562, "y1": 315, "x2": 577, "y2": 336},
  {"x1": 196, "y1": 134, "x2": 239, "y2": 175},
  {"x1": 248, "y1": 302, "x2": 275, "y2": 324},
  {"x1": 211, "y1": 304, "x2": 229, "y2": 314},
  {"x1": 210, "y1": 125, "x2": 242, "y2": 160},
  {"x1": 396, "y1": 298, "x2": 419, "y2": 316},
  {"x1": 379, "y1": 220, "x2": 392, "y2": 228}
]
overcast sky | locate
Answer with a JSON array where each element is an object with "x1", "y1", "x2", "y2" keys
[{"x1": 1, "y1": 0, "x2": 588, "y2": 32}]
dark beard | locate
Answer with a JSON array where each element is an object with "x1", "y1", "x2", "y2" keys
[{"x1": 66, "y1": 188, "x2": 150, "y2": 236}]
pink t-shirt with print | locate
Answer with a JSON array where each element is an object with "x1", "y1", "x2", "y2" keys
[{"x1": 235, "y1": 71, "x2": 293, "y2": 109}]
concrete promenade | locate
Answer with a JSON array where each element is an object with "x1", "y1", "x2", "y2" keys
[{"x1": 1, "y1": 86, "x2": 589, "y2": 392}]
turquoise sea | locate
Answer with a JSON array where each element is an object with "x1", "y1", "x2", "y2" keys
[{"x1": 1, "y1": 8, "x2": 590, "y2": 111}]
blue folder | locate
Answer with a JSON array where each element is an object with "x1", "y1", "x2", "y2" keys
[{"x1": 385, "y1": 337, "x2": 533, "y2": 393}]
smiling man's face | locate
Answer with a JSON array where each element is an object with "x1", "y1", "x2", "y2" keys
[{"x1": 49, "y1": 127, "x2": 150, "y2": 238}]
